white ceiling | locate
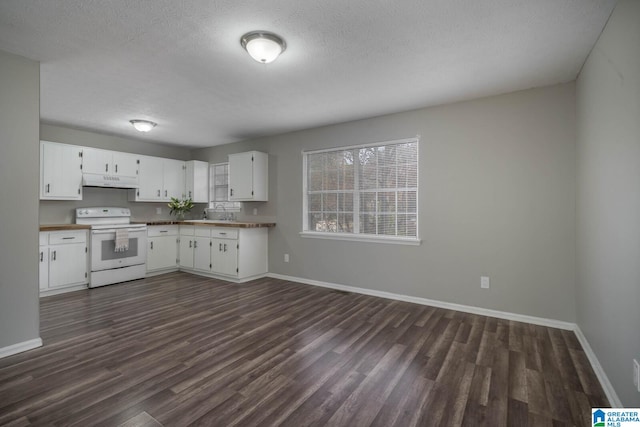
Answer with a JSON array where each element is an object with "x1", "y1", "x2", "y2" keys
[{"x1": 0, "y1": 0, "x2": 616, "y2": 148}]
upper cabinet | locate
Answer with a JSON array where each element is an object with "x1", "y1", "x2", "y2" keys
[
  {"x1": 82, "y1": 147, "x2": 138, "y2": 178},
  {"x1": 129, "y1": 156, "x2": 185, "y2": 202},
  {"x1": 228, "y1": 151, "x2": 268, "y2": 202},
  {"x1": 185, "y1": 160, "x2": 209, "y2": 203},
  {"x1": 40, "y1": 141, "x2": 83, "y2": 200}
]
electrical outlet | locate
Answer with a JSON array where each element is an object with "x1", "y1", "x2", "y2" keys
[
  {"x1": 284, "y1": 254, "x2": 289, "y2": 263},
  {"x1": 156, "y1": 207, "x2": 162, "y2": 215},
  {"x1": 634, "y1": 359, "x2": 639, "y2": 392},
  {"x1": 481, "y1": 276, "x2": 490, "y2": 289}
]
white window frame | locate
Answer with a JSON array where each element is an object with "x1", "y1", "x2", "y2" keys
[{"x1": 301, "y1": 137, "x2": 420, "y2": 245}]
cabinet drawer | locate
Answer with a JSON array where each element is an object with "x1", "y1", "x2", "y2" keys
[
  {"x1": 48, "y1": 230, "x2": 87, "y2": 245},
  {"x1": 211, "y1": 228, "x2": 238, "y2": 239},
  {"x1": 180, "y1": 225, "x2": 195, "y2": 236},
  {"x1": 148, "y1": 225, "x2": 179, "y2": 237},
  {"x1": 39, "y1": 232, "x2": 49, "y2": 246}
]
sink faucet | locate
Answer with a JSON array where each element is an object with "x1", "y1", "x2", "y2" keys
[{"x1": 214, "y1": 203, "x2": 229, "y2": 221}]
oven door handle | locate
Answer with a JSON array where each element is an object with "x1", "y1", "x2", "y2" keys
[{"x1": 91, "y1": 229, "x2": 146, "y2": 235}]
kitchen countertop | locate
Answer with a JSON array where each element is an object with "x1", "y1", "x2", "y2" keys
[
  {"x1": 40, "y1": 224, "x2": 92, "y2": 231},
  {"x1": 136, "y1": 220, "x2": 276, "y2": 228},
  {"x1": 40, "y1": 221, "x2": 276, "y2": 231}
]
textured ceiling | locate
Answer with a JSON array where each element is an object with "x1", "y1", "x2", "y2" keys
[{"x1": 0, "y1": 0, "x2": 616, "y2": 148}]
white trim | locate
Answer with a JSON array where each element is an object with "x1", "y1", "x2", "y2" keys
[
  {"x1": 573, "y1": 326, "x2": 622, "y2": 407},
  {"x1": 0, "y1": 338, "x2": 43, "y2": 359},
  {"x1": 266, "y1": 273, "x2": 574, "y2": 330},
  {"x1": 303, "y1": 136, "x2": 419, "y2": 155},
  {"x1": 299, "y1": 231, "x2": 421, "y2": 246}
]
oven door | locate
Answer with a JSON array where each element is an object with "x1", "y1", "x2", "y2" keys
[{"x1": 90, "y1": 228, "x2": 147, "y2": 271}]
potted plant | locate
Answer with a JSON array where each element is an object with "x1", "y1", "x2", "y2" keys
[{"x1": 168, "y1": 197, "x2": 194, "y2": 220}]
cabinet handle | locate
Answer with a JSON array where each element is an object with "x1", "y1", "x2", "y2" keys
[
  {"x1": 189, "y1": 191, "x2": 192, "y2": 198},
  {"x1": 62, "y1": 237, "x2": 75, "y2": 240},
  {"x1": 219, "y1": 232, "x2": 226, "y2": 235},
  {"x1": 194, "y1": 240, "x2": 198, "y2": 249},
  {"x1": 165, "y1": 190, "x2": 168, "y2": 197},
  {"x1": 157, "y1": 189, "x2": 161, "y2": 197},
  {"x1": 46, "y1": 183, "x2": 50, "y2": 193},
  {"x1": 105, "y1": 163, "x2": 109, "y2": 172},
  {"x1": 189, "y1": 240, "x2": 192, "y2": 248},
  {"x1": 219, "y1": 243, "x2": 222, "y2": 251},
  {"x1": 224, "y1": 243, "x2": 227, "y2": 252},
  {"x1": 159, "y1": 230, "x2": 168, "y2": 233},
  {"x1": 150, "y1": 241, "x2": 154, "y2": 250},
  {"x1": 52, "y1": 250, "x2": 56, "y2": 261},
  {"x1": 40, "y1": 251, "x2": 43, "y2": 262},
  {"x1": 230, "y1": 188, "x2": 234, "y2": 196},
  {"x1": 115, "y1": 164, "x2": 118, "y2": 173}
]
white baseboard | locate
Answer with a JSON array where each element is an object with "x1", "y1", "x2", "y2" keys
[
  {"x1": 0, "y1": 338, "x2": 43, "y2": 359},
  {"x1": 573, "y1": 326, "x2": 622, "y2": 407},
  {"x1": 267, "y1": 273, "x2": 622, "y2": 406},
  {"x1": 267, "y1": 273, "x2": 575, "y2": 330}
]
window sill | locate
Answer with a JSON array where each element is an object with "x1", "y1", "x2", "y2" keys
[{"x1": 299, "y1": 231, "x2": 421, "y2": 246}]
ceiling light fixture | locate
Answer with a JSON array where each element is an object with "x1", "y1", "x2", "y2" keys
[
  {"x1": 240, "y1": 31, "x2": 286, "y2": 64},
  {"x1": 130, "y1": 119, "x2": 157, "y2": 132}
]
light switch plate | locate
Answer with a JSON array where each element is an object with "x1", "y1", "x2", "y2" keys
[{"x1": 634, "y1": 359, "x2": 639, "y2": 392}]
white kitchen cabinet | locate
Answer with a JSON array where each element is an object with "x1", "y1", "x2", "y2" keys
[
  {"x1": 163, "y1": 159, "x2": 186, "y2": 200},
  {"x1": 185, "y1": 160, "x2": 209, "y2": 203},
  {"x1": 147, "y1": 225, "x2": 178, "y2": 273},
  {"x1": 178, "y1": 226, "x2": 195, "y2": 269},
  {"x1": 178, "y1": 225, "x2": 267, "y2": 281},
  {"x1": 40, "y1": 230, "x2": 89, "y2": 295},
  {"x1": 130, "y1": 156, "x2": 185, "y2": 202},
  {"x1": 211, "y1": 237, "x2": 238, "y2": 276},
  {"x1": 40, "y1": 141, "x2": 83, "y2": 200},
  {"x1": 82, "y1": 147, "x2": 139, "y2": 178},
  {"x1": 228, "y1": 151, "x2": 268, "y2": 201},
  {"x1": 193, "y1": 236, "x2": 212, "y2": 271}
]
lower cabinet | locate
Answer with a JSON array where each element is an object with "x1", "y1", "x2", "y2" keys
[
  {"x1": 147, "y1": 225, "x2": 179, "y2": 273},
  {"x1": 39, "y1": 230, "x2": 89, "y2": 295},
  {"x1": 178, "y1": 225, "x2": 267, "y2": 281}
]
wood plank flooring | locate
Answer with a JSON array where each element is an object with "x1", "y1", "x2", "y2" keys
[{"x1": 0, "y1": 272, "x2": 608, "y2": 426}]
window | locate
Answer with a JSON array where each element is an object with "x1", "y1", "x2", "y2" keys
[
  {"x1": 208, "y1": 163, "x2": 241, "y2": 211},
  {"x1": 302, "y1": 138, "x2": 419, "y2": 244}
]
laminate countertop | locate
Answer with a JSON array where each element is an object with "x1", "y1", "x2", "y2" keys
[
  {"x1": 136, "y1": 220, "x2": 276, "y2": 228},
  {"x1": 40, "y1": 224, "x2": 92, "y2": 232},
  {"x1": 40, "y1": 221, "x2": 276, "y2": 231}
]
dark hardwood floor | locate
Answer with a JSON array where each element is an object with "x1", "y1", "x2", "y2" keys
[{"x1": 0, "y1": 272, "x2": 608, "y2": 426}]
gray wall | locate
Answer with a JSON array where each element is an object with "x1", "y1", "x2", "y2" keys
[
  {"x1": 576, "y1": 0, "x2": 640, "y2": 407},
  {"x1": 194, "y1": 83, "x2": 577, "y2": 322},
  {"x1": 0, "y1": 50, "x2": 40, "y2": 349},
  {"x1": 39, "y1": 124, "x2": 205, "y2": 223}
]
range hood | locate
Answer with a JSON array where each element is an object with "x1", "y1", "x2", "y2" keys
[{"x1": 82, "y1": 173, "x2": 139, "y2": 189}]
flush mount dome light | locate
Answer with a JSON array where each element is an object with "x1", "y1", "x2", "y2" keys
[
  {"x1": 130, "y1": 119, "x2": 157, "y2": 132},
  {"x1": 241, "y1": 31, "x2": 286, "y2": 64}
]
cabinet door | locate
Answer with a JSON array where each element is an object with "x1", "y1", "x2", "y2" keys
[
  {"x1": 228, "y1": 152, "x2": 254, "y2": 200},
  {"x1": 147, "y1": 236, "x2": 177, "y2": 272},
  {"x1": 193, "y1": 237, "x2": 211, "y2": 271},
  {"x1": 39, "y1": 246, "x2": 49, "y2": 290},
  {"x1": 49, "y1": 243, "x2": 87, "y2": 288},
  {"x1": 136, "y1": 156, "x2": 164, "y2": 201},
  {"x1": 82, "y1": 147, "x2": 112, "y2": 174},
  {"x1": 185, "y1": 160, "x2": 209, "y2": 203},
  {"x1": 112, "y1": 152, "x2": 139, "y2": 178},
  {"x1": 40, "y1": 141, "x2": 83, "y2": 200},
  {"x1": 178, "y1": 237, "x2": 194, "y2": 268},
  {"x1": 163, "y1": 159, "x2": 185, "y2": 200},
  {"x1": 211, "y1": 238, "x2": 238, "y2": 276}
]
